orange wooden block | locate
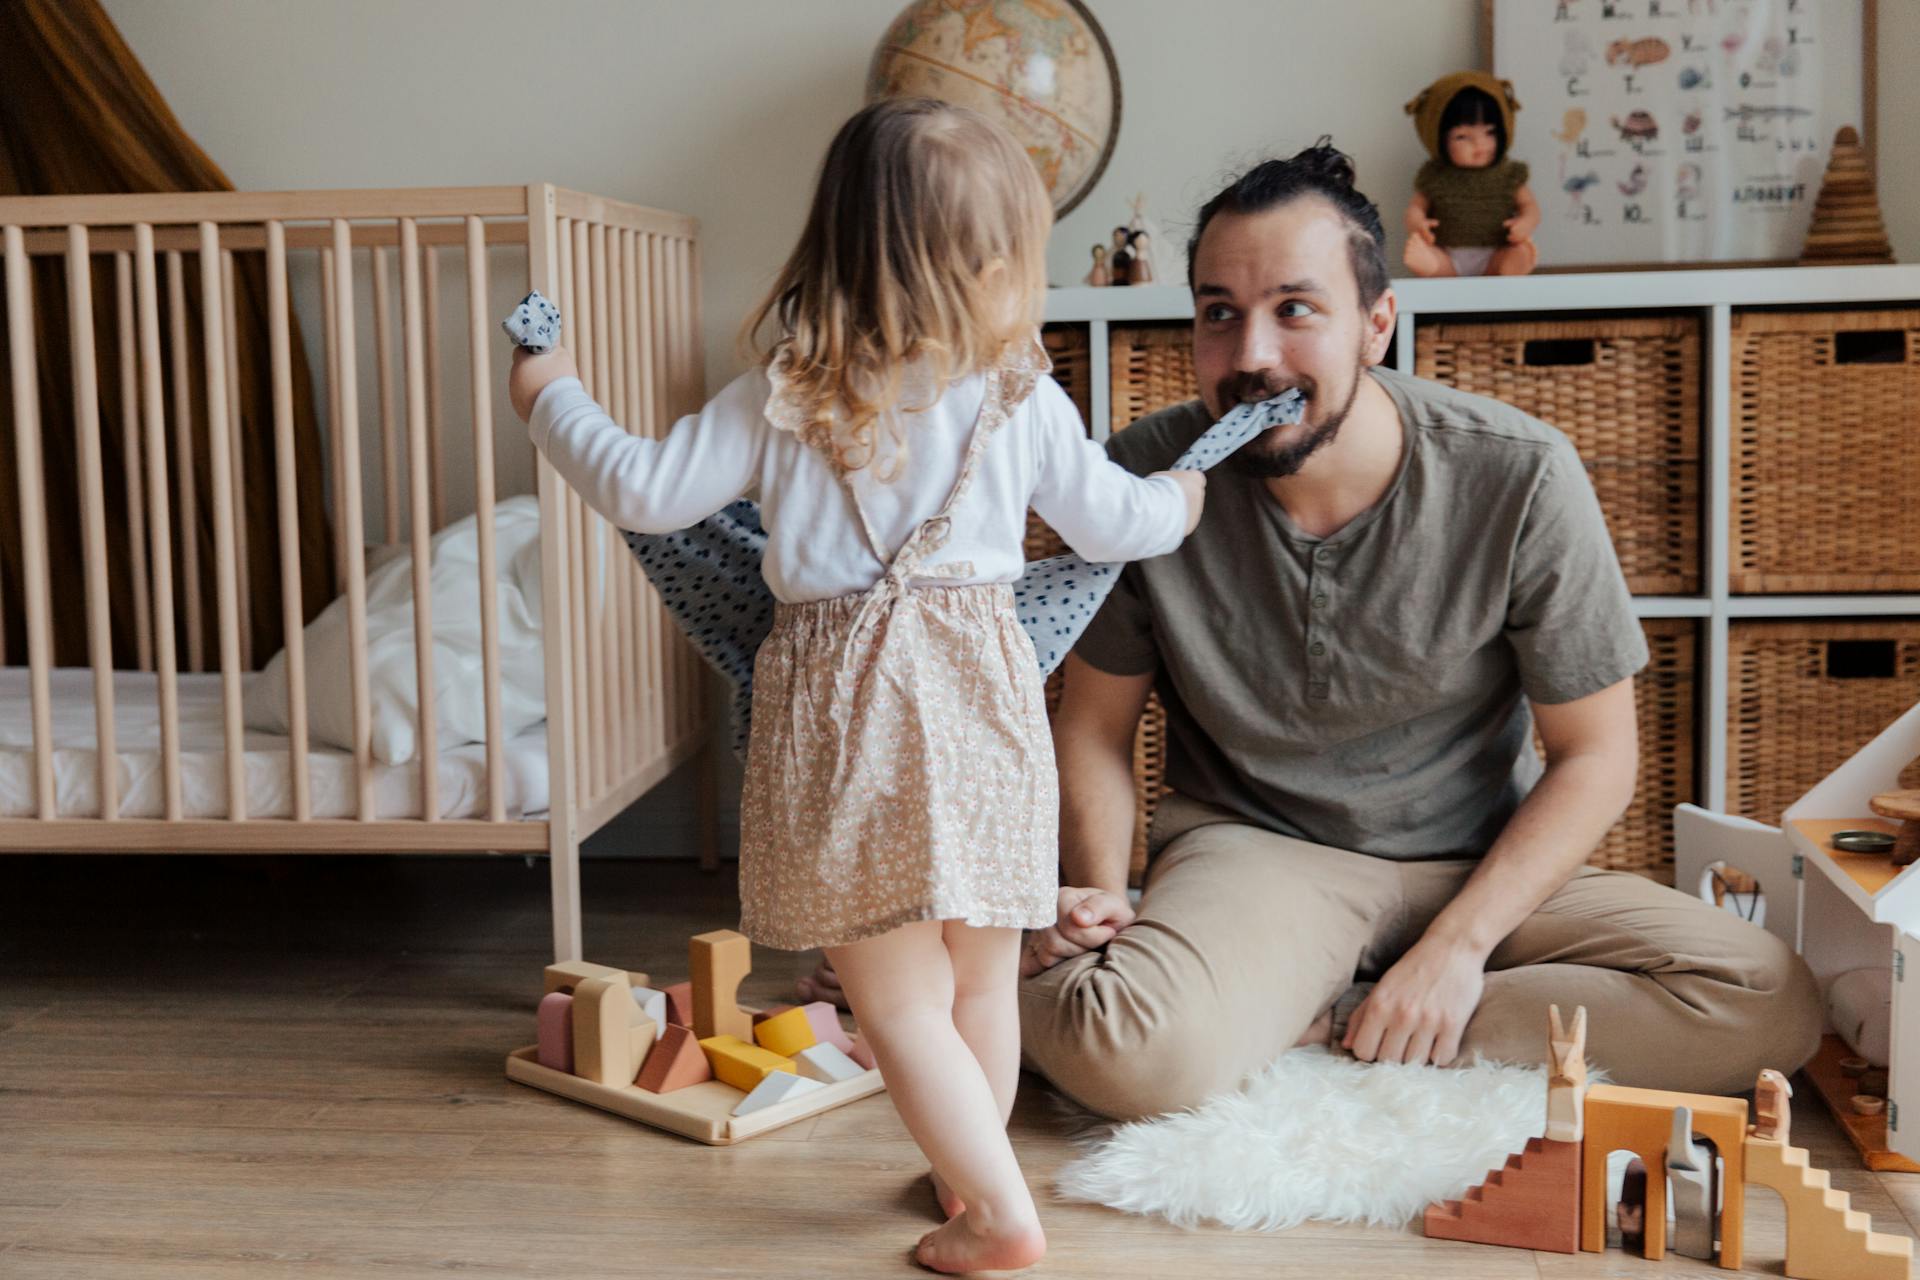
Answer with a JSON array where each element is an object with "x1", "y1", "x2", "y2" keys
[
  {"x1": 690, "y1": 930, "x2": 752, "y2": 1042},
  {"x1": 1581, "y1": 1084, "x2": 1747, "y2": 1269},
  {"x1": 635, "y1": 1023, "x2": 712, "y2": 1094},
  {"x1": 661, "y1": 981, "x2": 694, "y2": 1028},
  {"x1": 699, "y1": 1034, "x2": 795, "y2": 1093},
  {"x1": 1425, "y1": 1137, "x2": 1581, "y2": 1254},
  {"x1": 753, "y1": 1006, "x2": 818, "y2": 1059}
]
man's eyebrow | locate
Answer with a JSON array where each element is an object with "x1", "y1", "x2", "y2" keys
[{"x1": 1193, "y1": 280, "x2": 1327, "y2": 301}]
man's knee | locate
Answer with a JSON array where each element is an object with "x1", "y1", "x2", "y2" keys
[{"x1": 1033, "y1": 1026, "x2": 1245, "y2": 1121}]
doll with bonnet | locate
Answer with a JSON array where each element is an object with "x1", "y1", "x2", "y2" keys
[{"x1": 1403, "y1": 71, "x2": 1540, "y2": 276}]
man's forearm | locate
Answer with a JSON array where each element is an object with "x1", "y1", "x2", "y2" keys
[
  {"x1": 1054, "y1": 728, "x2": 1138, "y2": 895},
  {"x1": 1421, "y1": 751, "x2": 1635, "y2": 959}
]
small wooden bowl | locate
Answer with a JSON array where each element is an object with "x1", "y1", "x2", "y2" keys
[
  {"x1": 1853, "y1": 1094, "x2": 1887, "y2": 1116},
  {"x1": 1841, "y1": 1055, "x2": 1872, "y2": 1077}
]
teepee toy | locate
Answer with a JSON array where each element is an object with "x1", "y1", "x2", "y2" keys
[{"x1": 1799, "y1": 126, "x2": 1894, "y2": 266}]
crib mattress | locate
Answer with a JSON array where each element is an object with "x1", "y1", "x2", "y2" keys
[{"x1": 0, "y1": 668, "x2": 549, "y2": 821}]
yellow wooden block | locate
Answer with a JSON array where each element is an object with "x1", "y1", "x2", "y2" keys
[
  {"x1": 544, "y1": 960, "x2": 645, "y2": 996},
  {"x1": 699, "y1": 1034, "x2": 795, "y2": 1093},
  {"x1": 753, "y1": 1006, "x2": 818, "y2": 1059}
]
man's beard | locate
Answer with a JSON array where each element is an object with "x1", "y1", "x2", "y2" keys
[{"x1": 1222, "y1": 357, "x2": 1366, "y2": 480}]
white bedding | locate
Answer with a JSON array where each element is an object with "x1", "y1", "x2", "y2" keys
[{"x1": 0, "y1": 667, "x2": 549, "y2": 820}]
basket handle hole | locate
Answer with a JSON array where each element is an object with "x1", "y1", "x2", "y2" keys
[
  {"x1": 1522, "y1": 338, "x2": 1597, "y2": 367},
  {"x1": 1834, "y1": 330, "x2": 1908, "y2": 365},
  {"x1": 1826, "y1": 639, "x2": 1897, "y2": 679}
]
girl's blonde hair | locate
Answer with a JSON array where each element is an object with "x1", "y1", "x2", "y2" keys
[{"x1": 742, "y1": 97, "x2": 1053, "y2": 475}]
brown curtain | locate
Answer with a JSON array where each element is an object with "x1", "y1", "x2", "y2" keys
[{"x1": 0, "y1": 0, "x2": 335, "y2": 671}]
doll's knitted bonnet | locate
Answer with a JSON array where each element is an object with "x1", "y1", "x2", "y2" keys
[{"x1": 1404, "y1": 70, "x2": 1521, "y2": 160}]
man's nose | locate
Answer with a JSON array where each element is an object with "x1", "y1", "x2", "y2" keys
[{"x1": 1233, "y1": 314, "x2": 1284, "y2": 375}]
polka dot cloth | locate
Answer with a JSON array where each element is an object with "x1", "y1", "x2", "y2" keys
[{"x1": 501, "y1": 290, "x2": 562, "y2": 354}]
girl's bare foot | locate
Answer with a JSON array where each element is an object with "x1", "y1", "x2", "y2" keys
[
  {"x1": 913, "y1": 1209, "x2": 1046, "y2": 1275},
  {"x1": 929, "y1": 1169, "x2": 965, "y2": 1219}
]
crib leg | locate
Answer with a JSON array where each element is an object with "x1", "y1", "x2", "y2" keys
[{"x1": 549, "y1": 820, "x2": 583, "y2": 963}]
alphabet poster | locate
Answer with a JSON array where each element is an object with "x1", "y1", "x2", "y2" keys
[{"x1": 1492, "y1": 0, "x2": 1868, "y2": 266}]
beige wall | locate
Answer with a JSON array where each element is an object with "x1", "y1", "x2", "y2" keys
[{"x1": 98, "y1": 0, "x2": 1916, "y2": 856}]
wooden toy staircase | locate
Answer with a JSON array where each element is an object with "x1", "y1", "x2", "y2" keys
[
  {"x1": 1423, "y1": 1137, "x2": 1580, "y2": 1254},
  {"x1": 1745, "y1": 1137, "x2": 1913, "y2": 1280}
]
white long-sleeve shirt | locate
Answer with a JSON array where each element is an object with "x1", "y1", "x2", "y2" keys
[{"x1": 527, "y1": 364, "x2": 1187, "y2": 604}]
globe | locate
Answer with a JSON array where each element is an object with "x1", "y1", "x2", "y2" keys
[{"x1": 867, "y1": 0, "x2": 1121, "y2": 218}]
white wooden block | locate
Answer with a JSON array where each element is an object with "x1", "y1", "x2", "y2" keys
[
  {"x1": 630, "y1": 986, "x2": 668, "y2": 1042},
  {"x1": 731, "y1": 1070, "x2": 826, "y2": 1117},
  {"x1": 796, "y1": 1042, "x2": 864, "y2": 1085}
]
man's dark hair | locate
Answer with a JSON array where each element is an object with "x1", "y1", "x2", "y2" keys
[
  {"x1": 1186, "y1": 138, "x2": 1390, "y2": 308},
  {"x1": 1439, "y1": 87, "x2": 1510, "y2": 163}
]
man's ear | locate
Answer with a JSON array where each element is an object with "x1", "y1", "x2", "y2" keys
[{"x1": 1362, "y1": 288, "x2": 1397, "y2": 368}]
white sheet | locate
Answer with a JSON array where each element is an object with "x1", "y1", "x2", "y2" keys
[{"x1": 0, "y1": 668, "x2": 549, "y2": 821}]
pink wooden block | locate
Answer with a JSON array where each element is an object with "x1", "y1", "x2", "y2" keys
[
  {"x1": 847, "y1": 1033, "x2": 877, "y2": 1072},
  {"x1": 801, "y1": 1001, "x2": 856, "y2": 1054},
  {"x1": 662, "y1": 981, "x2": 694, "y2": 1028},
  {"x1": 537, "y1": 991, "x2": 574, "y2": 1073}
]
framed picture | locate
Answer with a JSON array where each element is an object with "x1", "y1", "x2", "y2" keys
[{"x1": 1483, "y1": 0, "x2": 1876, "y2": 269}]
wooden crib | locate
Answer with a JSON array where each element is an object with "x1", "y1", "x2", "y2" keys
[{"x1": 0, "y1": 184, "x2": 713, "y2": 960}]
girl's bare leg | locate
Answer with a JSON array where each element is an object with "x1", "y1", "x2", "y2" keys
[
  {"x1": 929, "y1": 921, "x2": 1023, "y2": 1218},
  {"x1": 827, "y1": 922, "x2": 1046, "y2": 1274}
]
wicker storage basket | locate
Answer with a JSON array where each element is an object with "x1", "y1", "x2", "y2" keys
[
  {"x1": 1730, "y1": 309, "x2": 1920, "y2": 593},
  {"x1": 1415, "y1": 316, "x2": 1701, "y2": 595},
  {"x1": 1729, "y1": 620, "x2": 1920, "y2": 826},
  {"x1": 1042, "y1": 324, "x2": 1092, "y2": 426},
  {"x1": 1110, "y1": 324, "x2": 1198, "y2": 426}
]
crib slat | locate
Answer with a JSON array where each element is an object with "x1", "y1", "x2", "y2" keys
[
  {"x1": 400, "y1": 218, "x2": 440, "y2": 822},
  {"x1": 265, "y1": 221, "x2": 312, "y2": 821},
  {"x1": 610, "y1": 228, "x2": 636, "y2": 780},
  {"x1": 424, "y1": 244, "x2": 446, "y2": 532},
  {"x1": 653, "y1": 232, "x2": 684, "y2": 749},
  {"x1": 166, "y1": 250, "x2": 204, "y2": 672},
  {"x1": 332, "y1": 220, "x2": 376, "y2": 820},
  {"x1": 5, "y1": 225, "x2": 57, "y2": 818},
  {"x1": 685, "y1": 233, "x2": 708, "y2": 772},
  {"x1": 221, "y1": 249, "x2": 252, "y2": 671},
  {"x1": 465, "y1": 216, "x2": 505, "y2": 823},
  {"x1": 66, "y1": 227, "x2": 121, "y2": 820},
  {"x1": 637, "y1": 232, "x2": 665, "y2": 763},
  {"x1": 115, "y1": 251, "x2": 154, "y2": 673},
  {"x1": 198, "y1": 224, "x2": 248, "y2": 820},
  {"x1": 569, "y1": 219, "x2": 593, "y2": 807},
  {"x1": 372, "y1": 242, "x2": 402, "y2": 544},
  {"x1": 586, "y1": 221, "x2": 611, "y2": 799},
  {"x1": 134, "y1": 226, "x2": 185, "y2": 819},
  {"x1": 320, "y1": 246, "x2": 348, "y2": 591}
]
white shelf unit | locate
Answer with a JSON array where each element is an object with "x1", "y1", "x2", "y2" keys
[{"x1": 1045, "y1": 264, "x2": 1920, "y2": 817}]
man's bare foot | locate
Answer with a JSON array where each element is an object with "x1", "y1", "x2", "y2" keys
[
  {"x1": 929, "y1": 1170, "x2": 964, "y2": 1220},
  {"x1": 1293, "y1": 1007, "x2": 1333, "y2": 1049},
  {"x1": 795, "y1": 960, "x2": 850, "y2": 1011},
  {"x1": 913, "y1": 1209, "x2": 1045, "y2": 1275}
]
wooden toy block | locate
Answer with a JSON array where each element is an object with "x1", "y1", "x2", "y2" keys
[
  {"x1": 1423, "y1": 1136, "x2": 1581, "y2": 1254},
  {"x1": 848, "y1": 1034, "x2": 877, "y2": 1072},
  {"x1": 635, "y1": 1022, "x2": 713, "y2": 1094},
  {"x1": 1746, "y1": 1135, "x2": 1913, "y2": 1280},
  {"x1": 573, "y1": 974, "x2": 644, "y2": 1085},
  {"x1": 536, "y1": 991, "x2": 574, "y2": 1073},
  {"x1": 627, "y1": 1012, "x2": 658, "y2": 1079},
  {"x1": 796, "y1": 1042, "x2": 865, "y2": 1085},
  {"x1": 543, "y1": 959, "x2": 639, "y2": 995},
  {"x1": 1581, "y1": 1084, "x2": 1748, "y2": 1269},
  {"x1": 629, "y1": 986, "x2": 669, "y2": 1042},
  {"x1": 800, "y1": 1001, "x2": 857, "y2": 1054},
  {"x1": 1753, "y1": 1067, "x2": 1793, "y2": 1145},
  {"x1": 1545, "y1": 1004, "x2": 1587, "y2": 1143},
  {"x1": 751, "y1": 1003, "x2": 797, "y2": 1025},
  {"x1": 699, "y1": 1034, "x2": 795, "y2": 1093},
  {"x1": 753, "y1": 1006, "x2": 818, "y2": 1059},
  {"x1": 662, "y1": 981, "x2": 694, "y2": 1028},
  {"x1": 690, "y1": 930, "x2": 753, "y2": 1042},
  {"x1": 732, "y1": 1070, "x2": 826, "y2": 1117},
  {"x1": 1666, "y1": 1106, "x2": 1719, "y2": 1261}
]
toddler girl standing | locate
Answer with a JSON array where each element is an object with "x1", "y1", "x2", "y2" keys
[{"x1": 510, "y1": 98, "x2": 1202, "y2": 1273}]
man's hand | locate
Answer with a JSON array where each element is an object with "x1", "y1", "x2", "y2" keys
[
  {"x1": 1341, "y1": 935, "x2": 1486, "y2": 1066},
  {"x1": 1019, "y1": 886, "x2": 1136, "y2": 978},
  {"x1": 509, "y1": 345, "x2": 579, "y2": 423}
]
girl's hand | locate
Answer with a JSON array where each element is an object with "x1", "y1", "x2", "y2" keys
[
  {"x1": 509, "y1": 346, "x2": 579, "y2": 423},
  {"x1": 1155, "y1": 469, "x2": 1207, "y2": 534}
]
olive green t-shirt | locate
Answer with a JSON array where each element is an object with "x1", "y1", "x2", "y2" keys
[{"x1": 1076, "y1": 367, "x2": 1648, "y2": 859}]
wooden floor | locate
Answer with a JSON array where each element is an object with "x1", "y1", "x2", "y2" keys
[{"x1": 3, "y1": 854, "x2": 1917, "y2": 1279}]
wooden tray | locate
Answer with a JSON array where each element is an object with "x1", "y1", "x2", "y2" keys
[
  {"x1": 506, "y1": 1044, "x2": 886, "y2": 1145},
  {"x1": 1802, "y1": 1033, "x2": 1920, "y2": 1174}
]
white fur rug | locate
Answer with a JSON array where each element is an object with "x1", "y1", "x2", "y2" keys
[{"x1": 1054, "y1": 1048, "x2": 1582, "y2": 1232}]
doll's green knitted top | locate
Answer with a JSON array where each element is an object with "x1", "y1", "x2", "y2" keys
[{"x1": 1414, "y1": 158, "x2": 1529, "y2": 248}]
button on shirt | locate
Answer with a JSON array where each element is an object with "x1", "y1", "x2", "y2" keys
[{"x1": 1074, "y1": 367, "x2": 1649, "y2": 859}]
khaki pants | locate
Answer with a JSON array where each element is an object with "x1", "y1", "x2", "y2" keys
[{"x1": 1018, "y1": 794, "x2": 1822, "y2": 1121}]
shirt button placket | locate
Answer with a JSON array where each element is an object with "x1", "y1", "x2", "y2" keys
[{"x1": 1307, "y1": 545, "x2": 1332, "y2": 702}]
